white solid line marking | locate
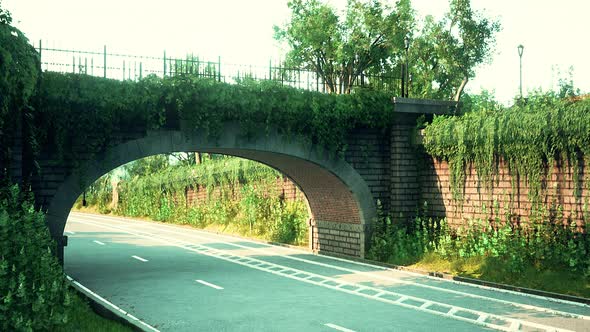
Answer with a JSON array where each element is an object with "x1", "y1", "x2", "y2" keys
[
  {"x1": 66, "y1": 275, "x2": 160, "y2": 332},
  {"x1": 93, "y1": 240, "x2": 105, "y2": 245},
  {"x1": 325, "y1": 323, "x2": 356, "y2": 332},
  {"x1": 65, "y1": 231, "x2": 75, "y2": 235},
  {"x1": 102, "y1": 215, "x2": 590, "y2": 319},
  {"x1": 132, "y1": 255, "x2": 148, "y2": 262},
  {"x1": 75, "y1": 213, "x2": 589, "y2": 307},
  {"x1": 196, "y1": 279, "x2": 224, "y2": 290},
  {"x1": 76, "y1": 218, "x2": 578, "y2": 332}
]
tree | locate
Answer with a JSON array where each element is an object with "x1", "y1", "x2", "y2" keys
[
  {"x1": 461, "y1": 89, "x2": 503, "y2": 113},
  {"x1": 409, "y1": 0, "x2": 500, "y2": 101},
  {"x1": 0, "y1": 0, "x2": 11, "y2": 25},
  {"x1": 124, "y1": 155, "x2": 170, "y2": 178},
  {"x1": 274, "y1": 0, "x2": 413, "y2": 94},
  {"x1": 276, "y1": 0, "x2": 499, "y2": 101},
  {"x1": 0, "y1": 1, "x2": 40, "y2": 182}
]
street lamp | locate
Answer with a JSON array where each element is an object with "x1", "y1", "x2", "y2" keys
[
  {"x1": 518, "y1": 44, "x2": 524, "y2": 99},
  {"x1": 403, "y1": 36, "x2": 410, "y2": 97}
]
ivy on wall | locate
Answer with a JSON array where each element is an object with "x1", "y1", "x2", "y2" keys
[
  {"x1": 423, "y1": 94, "x2": 590, "y2": 215},
  {"x1": 37, "y1": 73, "x2": 395, "y2": 164},
  {"x1": 0, "y1": 19, "x2": 40, "y2": 181}
]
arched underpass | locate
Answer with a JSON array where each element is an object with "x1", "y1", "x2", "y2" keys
[{"x1": 45, "y1": 124, "x2": 377, "y2": 262}]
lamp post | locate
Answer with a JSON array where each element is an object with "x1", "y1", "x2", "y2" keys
[
  {"x1": 403, "y1": 36, "x2": 410, "y2": 97},
  {"x1": 518, "y1": 44, "x2": 524, "y2": 99}
]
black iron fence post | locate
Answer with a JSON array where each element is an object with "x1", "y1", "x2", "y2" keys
[
  {"x1": 163, "y1": 50, "x2": 167, "y2": 77},
  {"x1": 103, "y1": 45, "x2": 107, "y2": 78},
  {"x1": 38, "y1": 40, "x2": 42, "y2": 71},
  {"x1": 217, "y1": 56, "x2": 221, "y2": 82}
]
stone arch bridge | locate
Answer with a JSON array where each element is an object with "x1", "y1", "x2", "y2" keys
[{"x1": 8, "y1": 97, "x2": 454, "y2": 262}]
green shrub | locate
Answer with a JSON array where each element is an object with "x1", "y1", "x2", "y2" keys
[
  {"x1": 0, "y1": 185, "x2": 71, "y2": 331},
  {"x1": 368, "y1": 208, "x2": 590, "y2": 276},
  {"x1": 91, "y1": 156, "x2": 309, "y2": 245}
]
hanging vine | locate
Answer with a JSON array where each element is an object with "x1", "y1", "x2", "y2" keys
[{"x1": 423, "y1": 94, "x2": 590, "y2": 216}]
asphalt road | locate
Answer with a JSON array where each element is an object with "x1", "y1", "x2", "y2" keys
[{"x1": 64, "y1": 212, "x2": 590, "y2": 332}]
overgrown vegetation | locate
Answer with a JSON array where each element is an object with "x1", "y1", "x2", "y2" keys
[
  {"x1": 370, "y1": 91, "x2": 590, "y2": 298},
  {"x1": 0, "y1": 2, "x2": 40, "y2": 183},
  {"x1": 423, "y1": 93, "x2": 590, "y2": 211},
  {"x1": 77, "y1": 156, "x2": 309, "y2": 246},
  {"x1": 0, "y1": 4, "x2": 143, "y2": 329},
  {"x1": 0, "y1": 185, "x2": 71, "y2": 331},
  {"x1": 368, "y1": 206, "x2": 590, "y2": 297},
  {"x1": 38, "y1": 72, "x2": 394, "y2": 166},
  {"x1": 275, "y1": 0, "x2": 500, "y2": 99},
  {"x1": 55, "y1": 293, "x2": 132, "y2": 332}
]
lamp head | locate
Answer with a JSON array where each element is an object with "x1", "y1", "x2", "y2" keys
[{"x1": 517, "y1": 44, "x2": 524, "y2": 57}]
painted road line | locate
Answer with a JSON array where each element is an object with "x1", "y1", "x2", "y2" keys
[
  {"x1": 93, "y1": 240, "x2": 105, "y2": 245},
  {"x1": 325, "y1": 323, "x2": 356, "y2": 332},
  {"x1": 66, "y1": 275, "x2": 160, "y2": 332},
  {"x1": 94, "y1": 212, "x2": 586, "y2": 310},
  {"x1": 196, "y1": 279, "x2": 224, "y2": 290},
  {"x1": 120, "y1": 218, "x2": 590, "y2": 321},
  {"x1": 64, "y1": 230, "x2": 75, "y2": 235},
  {"x1": 78, "y1": 218, "x2": 577, "y2": 332},
  {"x1": 75, "y1": 218, "x2": 575, "y2": 332},
  {"x1": 71, "y1": 213, "x2": 590, "y2": 310},
  {"x1": 132, "y1": 255, "x2": 148, "y2": 262},
  {"x1": 75, "y1": 215, "x2": 590, "y2": 323}
]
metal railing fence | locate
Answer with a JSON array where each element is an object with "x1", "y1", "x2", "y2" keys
[{"x1": 36, "y1": 41, "x2": 401, "y2": 94}]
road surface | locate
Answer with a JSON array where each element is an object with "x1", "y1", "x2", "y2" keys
[{"x1": 64, "y1": 212, "x2": 590, "y2": 331}]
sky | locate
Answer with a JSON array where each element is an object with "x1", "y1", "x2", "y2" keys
[{"x1": 4, "y1": 0, "x2": 590, "y2": 104}]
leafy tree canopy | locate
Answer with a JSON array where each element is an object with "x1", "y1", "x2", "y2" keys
[
  {"x1": 0, "y1": 1, "x2": 40, "y2": 180},
  {"x1": 275, "y1": 0, "x2": 500, "y2": 101}
]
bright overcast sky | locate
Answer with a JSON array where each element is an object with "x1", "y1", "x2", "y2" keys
[{"x1": 4, "y1": 0, "x2": 590, "y2": 104}]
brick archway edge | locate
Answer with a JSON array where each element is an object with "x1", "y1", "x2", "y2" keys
[{"x1": 45, "y1": 123, "x2": 377, "y2": 258}]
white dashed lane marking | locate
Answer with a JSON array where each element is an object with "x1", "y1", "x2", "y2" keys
[
  {"x1": 325, "y1": 323, "x2": 356, "y2": 332},
  {"x1": 132, "y1": 255, "x2": 148, "y2": 262},
  {"x1": 196, "y1": 279, "x2": 224, "y2": 290}
]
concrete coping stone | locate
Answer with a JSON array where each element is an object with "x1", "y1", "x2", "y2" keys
[
  {"x1": 315, "y1": 220, "x2": 365, "y2": 232},
  {"x1": 392, "y1": 97, "x2": 459, "y2": 115}
]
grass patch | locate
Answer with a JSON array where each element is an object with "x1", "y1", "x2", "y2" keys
[
  {"x1": 406, "y1": 254, "x2": 590, "y2": 298},
  {"x1": 369, "y1": 211, "x2": 590, "y2": 299},
  {"x1": 56, "y1": 291, "x2": 132, "y2": 332}
]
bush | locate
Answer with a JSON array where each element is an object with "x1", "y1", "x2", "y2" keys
[
  {"x1": 368, "y1": 208, "x2": 590, "y2": 277},
  {"x1": 0, "y1": 185, "x2": 71, "y2": 331}
]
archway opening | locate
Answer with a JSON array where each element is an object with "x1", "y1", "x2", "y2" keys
[
  {"x1": 43, "y1": 127, "x2": 376, "y2": 262},
  {"x1": 71, "y1": 153, "x2": 312, "y2": 248}
]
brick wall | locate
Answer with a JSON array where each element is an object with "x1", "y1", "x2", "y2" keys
[
  {"x1": 419, "y1": 156, "x2": 590, "y2": 227},
  {"x1": 345, "y1": 128, "x2": 391, "y2": 212},
  {"x1": 184, "y1": 176, "x2": 305, "y2": 206},
  {"x1": 390, "y1": 124, "x2": 420, "y2": 219}
]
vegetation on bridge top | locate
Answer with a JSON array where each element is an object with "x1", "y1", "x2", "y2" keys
[{"x1": 37, "y1": 72, "x2": 395, "y2": 161}]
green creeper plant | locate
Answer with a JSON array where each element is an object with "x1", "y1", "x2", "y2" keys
[
  {"x1": 0, "y1": 185, "x2": 71, "y2": 331},
  {"x1": 423, "y1": 93, "x2": 590, "y2": 220}
]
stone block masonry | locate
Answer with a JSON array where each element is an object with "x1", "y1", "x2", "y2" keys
[
  {"x1": 311, "y1": 220, "x2": 365, "y2": 257},
  {"x1": 14, "y1": 99, "x2": 460, "y2": 263}
]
